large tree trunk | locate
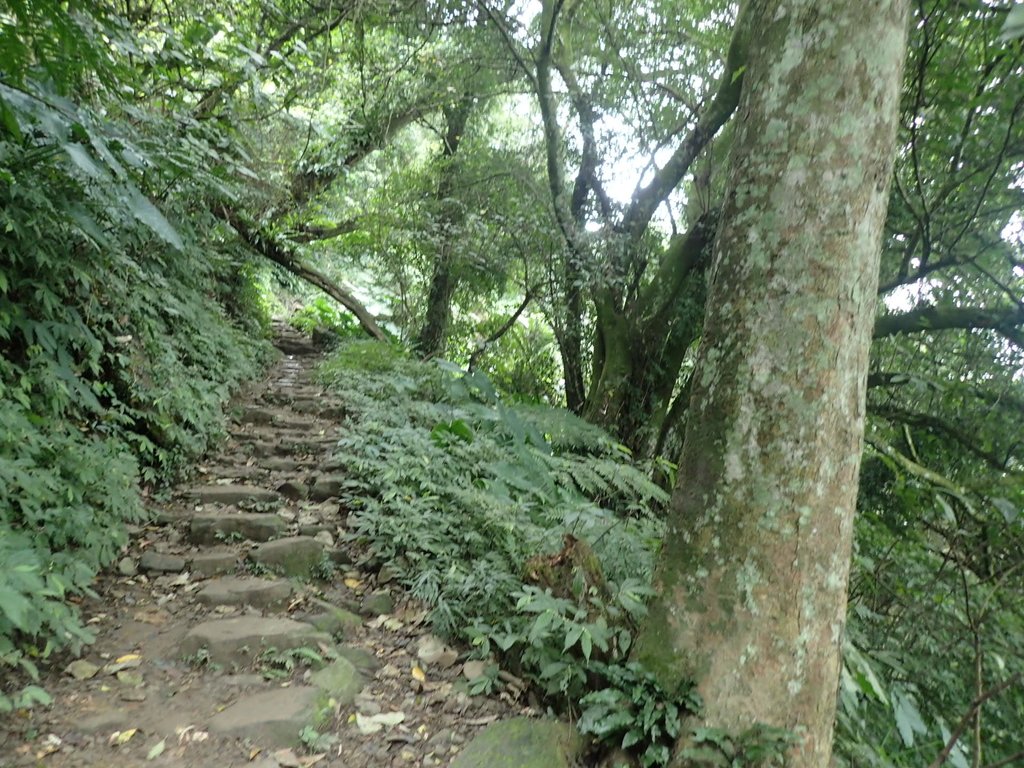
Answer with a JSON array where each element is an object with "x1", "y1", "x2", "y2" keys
[{"x1": 632, "y1": 2, "x2": 908, "y2": 766}]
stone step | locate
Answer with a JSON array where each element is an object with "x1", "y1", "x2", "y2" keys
[
  {"x1": 196, "y1": 576, "x2": 293, "y2": 610},
  {"x1": 179, "y1": 616, "x2": 329, "y2": 666},
  {"x1": 186, "y1": 483, "x2": 281, "y2": 506},
  {"x1": 208, "y1": 658, "x2": 361, "y2": 747},
  {"x1": 189, "y1": 512, "x2": 287, "y2": 545},
  {"x1": 249, "y1": 536, "x2": 326, "y2": 578}
]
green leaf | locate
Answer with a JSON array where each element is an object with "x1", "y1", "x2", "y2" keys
[
  {"x1": 122, "y1": 187, "x2": 183, "y2": 250},
  {"x1": 998, "y1": 4, "x2": 1024, "y2": 42},
  {"x1": 893, "y1": 692, "x2": 927, "y2": 747}
]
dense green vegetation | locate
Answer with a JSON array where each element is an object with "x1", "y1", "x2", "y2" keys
[
  {"x1": 0, "y1": 1, "x2": 271, "y2": 710},
  {"x1": 1, "y1": 1, "x2": 1022, "y2": 766}
]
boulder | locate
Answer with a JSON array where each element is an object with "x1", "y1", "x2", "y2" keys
[{"x1": 450, "y1": 718, "x2": 582, "y2": 768}]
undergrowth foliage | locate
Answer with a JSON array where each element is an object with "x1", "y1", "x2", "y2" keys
[
  {"x1": 320, "y1": 341, "x2": 692, "y2": 766},
  {"x1": 0, "y1": 6, "x2": 270, "y2": 710}
]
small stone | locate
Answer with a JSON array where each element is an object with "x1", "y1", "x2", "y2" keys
[
  {"x1": 462, "y1": 661, "x2": 488, "y2": 681},
  {"x1": 313, "y1": 530, "x2": 334, "y2": 548},
  {"x1": 360, "y1": 590, "x2": 395, "y2": 617},
  {"x1": 65, "y1": 660, "x2": 100, "y2": 680},
  {"x1": 116, "y1": 670, "x2": 144, "y2": 688},
  {"x1": 262, "y1": 457, "x2": 303, "y2": 472},
  {"x1": 117, "y1": 557, "x2": 138, "y2": 577},
  {"x1": 140, "y1": 551, "x2": 186, "y2": 573},
  {"x1": 417, "y1": 636, "x2": 460, "y2": 669},
  {"x1": 376, "y1": 566, "x2": 397, "y2": 584},
  {"x1": 355, "y1": 692, "x2": 381, "y2": 716},
  {"x1": 119, "y1": 690, "x2": 147, "y2": 702}
]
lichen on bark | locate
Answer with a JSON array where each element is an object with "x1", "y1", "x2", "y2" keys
[{"x1": 633, "y1": 1, "x2": 910, "y2": 766}]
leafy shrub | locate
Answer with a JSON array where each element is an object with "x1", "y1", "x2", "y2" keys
[
  {"x1": 0, "y1": 13, "x2": 270, "y2": 709},
  {"x1": 319, "y1": 342, "x2": 690, "y2": 765},
  {"x1": 290, "y1": 296, "x2": 361, "y2": 339}
]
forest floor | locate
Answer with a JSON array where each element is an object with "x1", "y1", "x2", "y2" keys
[{"x1": 0, "y1": 324, "x2": 529, "y2": 768}]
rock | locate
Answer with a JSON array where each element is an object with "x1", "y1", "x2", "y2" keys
[
  {"x1": 65, "y1": 660, "x2": 100, "y2": 680},
  {"x1": 417, "y1": 636, "x2": 459, "y2": 669},
  {"x1": 335, "y1": 645, "x2": 382, "y2": 676},
  {"x1": 179, "y1": 616, "x2": 329, "y2": 666},
  {"x1": 303, "y1": 604, "x2": 362, "y2": 638},
  {"x1": 196, "y1": 577, "x2": 293, "y2": 610},
  {"x1": 249, "y1": 536, "x2": 325, "y2": 578},
  {"x1": 360, "y1": 590, "x2": 395, "y2": 617},
  {"x1": 462, "y1": 660, "x2": 488, "y2": 681},
  {"x1": 327, "y1": 548, "x2": 352, "y2": 568},
  {"x1": 189, "y1": 550, "x2": 238, "y2": 577},
  {"x1": 449, "y1": 719, "x2": 582, "y2": 768},
  {"x1": 277, "y1": 480, "x2": 308, "y2": 501},
  {"x1": 186, "y1": 484, "x2": 281, "y2": 506},
  {"x1": 309, "y1": 476, "x2": 345, "y2": 501},
  {"x1": 309, "y1": 657, "x2": 361, "y2": 705},
  {"x1": 208, "y1": 687, "x2": 323, "y2": 748},
  {"x1": 355, "y1": 692, "x2": 381, "y2": 715},
  {"x1": 117, "y1": 557, "x2": 137, "y2": 577},
  {"x1": 139, "y1": 551, "x2": 186, "y2": 573},
  {"x1": 189, "y1": 512, "x2": 286, "y2": 545},
  {"x1": 313, "y1": 530, "x2": 335, "y2": 548}
]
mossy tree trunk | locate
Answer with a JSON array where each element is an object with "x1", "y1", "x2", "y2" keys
[{"x1": 633, "y1": 1, "x2": 909, "y2": 766}]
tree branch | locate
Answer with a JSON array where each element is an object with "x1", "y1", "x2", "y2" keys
[
  {"x1": 874, "y1": 304, "x2": 1024, "y2": 339},
  {"x1": 619, "y1": 3, "x2": 752, "y2": 243},
  {"x1": 926, "y1": 673, "x2": 1023, "y2": 768},
  {"x1": 214, "y1": 205, "x2": 387, "y2": 341}
]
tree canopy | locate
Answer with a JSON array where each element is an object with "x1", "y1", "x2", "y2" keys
[{"x1": 1, "y1": 1, "x2": 1023, "y2": 765}]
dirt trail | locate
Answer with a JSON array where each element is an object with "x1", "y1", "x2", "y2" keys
[{"x1": 1, "y1": 323, "x2": 526, "y2": 768}]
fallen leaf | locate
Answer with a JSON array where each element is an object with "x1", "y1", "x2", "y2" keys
[
  {"x1": 411, "y1": 666, "x2": 426, "y2": 682},
  {"x1": 248, "y1": 746, "x2": 263, "y2": 760},
  {"x1": 343, "y1": 577, "x2": 362, "y2": 589},
  {"x1": 34, "y1": 734, "x2": 62, "y2": 758},
  {"x1": 108, "y1": 728, "x2": 138, "y2": 746},
  {"x1": 116, "y1": 653, "x2": 142, "y2": 664},
  {"x1": 146, "y1": 739, "x2": 166, "y2": 760}
]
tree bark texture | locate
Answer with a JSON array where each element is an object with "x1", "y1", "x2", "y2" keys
[{"x1": 633, "y1": 2, "x2": 909, "y2": 766}]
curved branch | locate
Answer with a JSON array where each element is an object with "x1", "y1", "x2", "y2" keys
[{"x1": 215, "y1": 205, "x2": 387, "y2": 341}]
